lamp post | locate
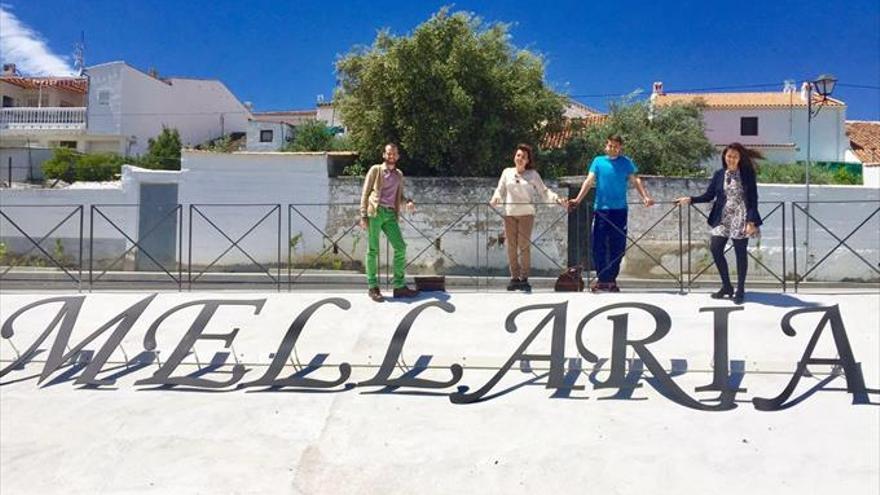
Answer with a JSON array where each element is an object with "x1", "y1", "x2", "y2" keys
[{"x1": 804, "y1": 73, "x2": 837, "y2": 268}]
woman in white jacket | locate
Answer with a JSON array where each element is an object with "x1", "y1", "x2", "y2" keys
[{"x1": 490, "y1": 144, "x2": 567, "y2": 292}]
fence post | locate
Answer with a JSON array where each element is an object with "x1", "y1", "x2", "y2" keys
[{"x1": 791, "y1": 202, "x2": 799, "y2": 293}]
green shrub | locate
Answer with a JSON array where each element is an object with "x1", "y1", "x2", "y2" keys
[
  {"x1": 42, "y1": 147, "x2": 79, "y2": 182},
  {"x1": 341, "y1": 162, "x2": 366, "y2": 176},
  {"x1": 75, "y1": 153, "x2": 124, "y2": 181},
  {"x1": 756, "y1": 162, "x2": 862, "y2": 185},
  {"x1": 43, "y1": 148, "x2": 123, "y2": 182}
]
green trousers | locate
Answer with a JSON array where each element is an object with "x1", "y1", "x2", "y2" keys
[{"x1": 366, "y1": 206, "x2": 407, "y2": 288}]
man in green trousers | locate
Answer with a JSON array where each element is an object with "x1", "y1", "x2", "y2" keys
[{"x1": 360, "y1": 143, "x2": 420, "y2": 302}]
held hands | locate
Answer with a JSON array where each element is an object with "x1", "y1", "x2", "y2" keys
[
  {"x1": 745, "y1": 222, "x2": 758, "y2": 237},
  {"x1": 674, "y1": 196, "x2": 691, "y2": 206},
  {"x1": 643, "y1": 196, "x2": 656, "y2": 207}
]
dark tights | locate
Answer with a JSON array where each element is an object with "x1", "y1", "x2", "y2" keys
[{"x1": 710, "y1": 235, "x2": 748, "y2": 293}]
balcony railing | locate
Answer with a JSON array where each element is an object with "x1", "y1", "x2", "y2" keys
[{"x1": 0, "y1": 107, "x2": 87, "y2": 131}]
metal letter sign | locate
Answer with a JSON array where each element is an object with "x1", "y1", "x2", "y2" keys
[{"x1": 1, "y1": 295, "x2": 875, "y2": 411}]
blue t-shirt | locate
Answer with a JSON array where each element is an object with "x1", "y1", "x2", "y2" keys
[{"x1": 588, "y1": 155, "x2": 637, "y2": 210}]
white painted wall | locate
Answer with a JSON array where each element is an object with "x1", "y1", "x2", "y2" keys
[
  {"x1": 0, "y1": 180, "x2": 130, "y2": 263},
  {"x1": 246, "y1": 120, "x2": 293, "y2": 151},
  {"x1": 864, "y1": 166, "x2": 880, "y2": 189},
  {"x1": 179, "y1": 151, "x2": 330, "y2": 266},
  {"x1": 0, "y1": 152, "x2": 331, "y2": 268},
  {"x1": 703, "y1": 105, "x2": 848, "y2": 163},
  {"x1": 86, "y1": 62, "x2": 124, "y2": 139}
]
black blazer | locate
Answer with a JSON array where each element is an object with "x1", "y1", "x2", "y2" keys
[{"x1": 690, "y1": 168, "x2": 762, "y2": 228}]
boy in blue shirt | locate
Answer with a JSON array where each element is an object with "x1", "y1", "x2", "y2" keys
[{"x1": 570, "y1": 135, "x2": 654, "y2": 291}]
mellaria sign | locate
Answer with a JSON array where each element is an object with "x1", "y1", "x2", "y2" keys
[{"x1": 0, "y1": 295, "x2": 875, "y2": 410}]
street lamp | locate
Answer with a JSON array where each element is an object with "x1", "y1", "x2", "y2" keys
[{"x1": 804, "y1": 73, "x2": 837, "y2": 268}]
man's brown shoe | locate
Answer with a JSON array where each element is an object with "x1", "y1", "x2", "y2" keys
[
  {"x1": 368, "y1": 287, "x2": 385, "y2": 302},
  {"x1": 392, "y1": 286, "x2": 419, "y2": 298}
]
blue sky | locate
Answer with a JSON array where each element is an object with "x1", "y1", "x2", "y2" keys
[{"x1": 2, "y1": 0, "x2": 878, "y2": 119}]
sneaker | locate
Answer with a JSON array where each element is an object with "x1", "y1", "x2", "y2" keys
[
  {"x1": 393, "y1": 286, "x2": 420, "y2": 298},
  {"x1": 506, "y1": 278, "x2": 521, "y2": 291},
  {"x1": 368, "y1": 287, "x2": 385, "y2": 302},
  {"x1": 519, "y1": 278, "x2": 532, "y2": 292}
]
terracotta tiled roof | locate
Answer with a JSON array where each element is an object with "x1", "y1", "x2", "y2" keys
[
  {"x1": 652, "y1": 92, "x2": 845, "y2": 109},
  {"x1": 541, "y1": 115, "x2": 608, "y2": 149},
  {"x1": 846, "y1": 120, "x2": 880, "y2": 166},
  {"x1": 251, "y1": 110, "x2": 317, "y2": 126},
  {"x1": 0, "y1": 76, "x2": 89, "y2": 94}
]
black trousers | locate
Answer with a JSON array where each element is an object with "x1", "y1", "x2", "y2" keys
[{"x1": 710, "y1": 235, "x2": 749, "y2": 292}]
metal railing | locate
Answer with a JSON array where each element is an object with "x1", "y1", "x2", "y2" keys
[
  {"x1": 791, "y1": 200, "x2": 880, "y2": 291},
  {"x1": 0, "y1": 205, "x2": 84, "y2": 289},
  {"x1": 687, "y1": 201, "x2": 787, "y2": 291},
  {"x1": 1, "y1": 200, "x2": 878, "y2": 292}
]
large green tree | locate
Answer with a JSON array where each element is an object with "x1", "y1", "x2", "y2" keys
[
  {"x1": 335, "y1": 8, "x2": 564, "y2": 176},
  {"x1": 540, "y1": 98, "x2": 716, "y2": 177}
]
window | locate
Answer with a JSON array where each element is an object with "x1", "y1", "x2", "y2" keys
[
  {"x1": 260, "y1": 129, "x2": 274, "y2": 142},
  {"x1": 98, "y1": 90, "x2": 110, "y2": 105},
  {"x1": 2, "y1": 96, "x2": 13, "y2": 108},
  {"x1": 740, "y1": 117, "x2": 758, "y2": 136},
  {"x1": 59, "y1": 141, "x2": 78, "y2": 149}
]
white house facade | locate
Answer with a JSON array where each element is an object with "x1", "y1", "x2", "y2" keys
[
  {"x1": 651, "y1": 82, "x2": 849, "y2": 165},
  {"x1": 1, "y1": 62, "x2": 251, "y2": 156}
]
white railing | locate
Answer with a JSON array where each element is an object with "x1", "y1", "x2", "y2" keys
[{"x1": 0, "y1": 107, "x2": 87, "y2": 131}]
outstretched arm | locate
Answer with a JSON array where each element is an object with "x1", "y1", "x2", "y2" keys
[
  {"x1": 630, "y1": 175, "x2": 655, "y2": 207},
  {"x1": 572, "y1": 172, "x2": 596, "y2": 206}
]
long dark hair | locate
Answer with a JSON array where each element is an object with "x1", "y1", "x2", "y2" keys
[
  {"x1": 516, "y1": 143, "x2": 534, "y2": 170},
  {"x1": 722, "y1": 142, "x2": 762, "y2": 177}
]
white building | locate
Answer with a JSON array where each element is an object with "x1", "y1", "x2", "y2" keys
[
  {"x1": 246, "y1": 110, "x2": 315, "y2": 151},
  {"x1": 650, "y1": 81, "x2": 849, "y2": 164},
  {"x1": 246, "y1": 100, "x2": 345, "y2": 152},
  {"x1": 0, "y1": 61, "x2": 251, "y2": 156}
]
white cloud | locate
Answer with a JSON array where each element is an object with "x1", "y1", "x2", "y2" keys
[{"x1": 0, "y1": 5, "x2": 75, "y2": 76}]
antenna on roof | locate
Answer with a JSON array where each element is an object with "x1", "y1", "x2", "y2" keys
[{"x1": 73, "y1": 31, "x2": 85, "y2": 76}]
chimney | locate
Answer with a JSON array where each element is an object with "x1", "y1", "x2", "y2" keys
[
  {"x1": 652, "y1": 81, "x2": 665, "y2": 96},
  {"x1": 799, "y1": 81, "x2": 811, "y2": 102},
  {"x1": 2, "y1": 63, "x2": 17, "y2": 76},
  {"x1": 783, "y1": 79, "x2": 796, "y2": 93}
]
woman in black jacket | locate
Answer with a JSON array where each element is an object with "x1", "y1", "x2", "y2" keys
[{"x1": 676, "y1": 143, "x2": 762, "y2": 304}]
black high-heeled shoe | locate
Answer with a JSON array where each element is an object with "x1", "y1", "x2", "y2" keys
[
  {"x1": 733, "y1": 290, "x2": 745, "y2": 304},
  {"x1": 710, "y1": 286, "x2": 734, "y2": 299}
]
